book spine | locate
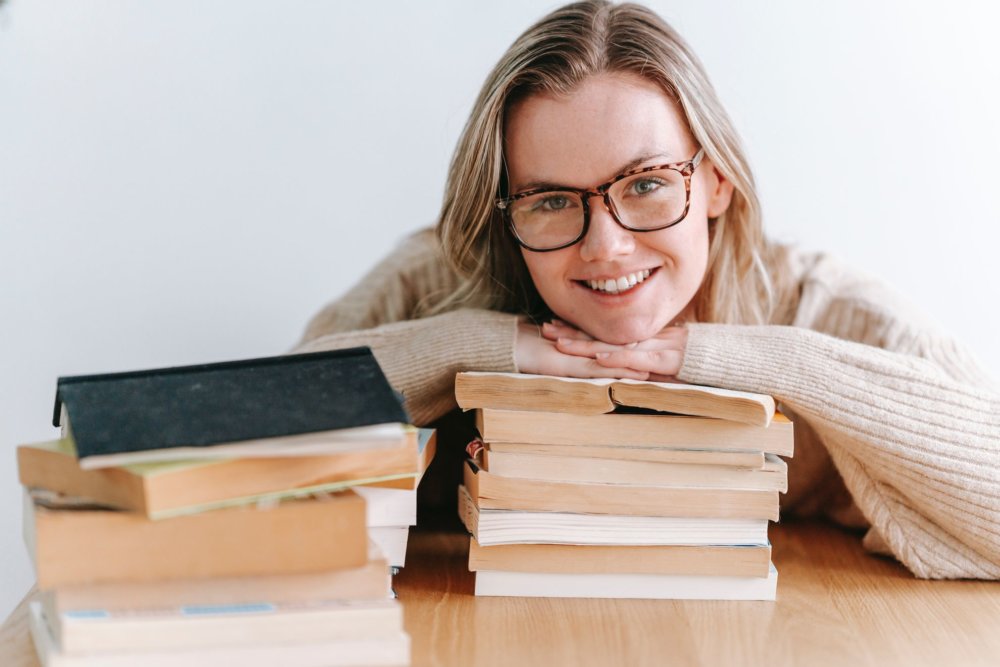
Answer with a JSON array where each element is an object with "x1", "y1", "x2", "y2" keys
[{"x1": 32, "y1": 493, "x2": 368, "y2": 588}]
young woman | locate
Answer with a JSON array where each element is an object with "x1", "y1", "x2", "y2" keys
[{"x1": 294, "y1": 1, "x2": 1000, "y2": 579}]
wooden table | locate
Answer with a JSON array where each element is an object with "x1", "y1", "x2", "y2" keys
[{"x1": 3, "y1": 520, "x2": 999, "y2": 666}]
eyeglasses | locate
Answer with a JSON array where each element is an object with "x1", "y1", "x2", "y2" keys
[{"x1": 495, "y1": 148, "x2": 705, "y2": 252}]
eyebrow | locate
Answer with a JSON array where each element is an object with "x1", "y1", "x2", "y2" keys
[{"x1": 512, "y1": 151, "x2": 675, "y2": 192}]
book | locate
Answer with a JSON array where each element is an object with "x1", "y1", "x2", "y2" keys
[
  {"x1": 484, "y1": 441, "x2": 765, "y2": 468},
  {"x1": 29, "y1": 601, "x2": 411, "y2": 667},
  {"x1": 63, "y1": 423, "x2": 412, "y2": 471},
  {"x1": 355, "y1": 486, "x2": 417, "y2": 528},
  {"x1": 481, "y1": 449, "x2": 787, "y2": 491},
  {"x1": 369, "y1": 526, "x2": 410, "y2": 568},
  {"x1": 54, "y1": 347, "x2": 410, "y2": 468},
  {"x1": 468, "y1": 538, "x2": 772, "y2": 577},
  {"x1": 464, "y1": 461, "x2": 779, "y2": 520},
  {"x1": 475, "y1": 409, "x2": 794, "y2": 456},
  {"x1": 47, "y1": 597, "x2": 402, "y2": 654},
  {"x1": 456, "y1": 371, "x2": 776, "y2": 426},
  {"x1": 458, "y1": 485, "x2": 769, "y2": 547},
  {"x1": 472, "y1": 563, "x2": 778, "y2": 600},
  {"x1": 357, "y1": 427, "x2": 438, "y2": 494},
  {"x1": 18, "y1": 433, "x2": 422, "y2": 519},
  {"x1": 24, "y1": 489, "x2": 367, "y2": 588},
  {"x1": 357, "y1": 429, "x2": 436, "y2": 525},
  {"x1": 40, "y1": 548, "x2": 391, "y2": 614}
]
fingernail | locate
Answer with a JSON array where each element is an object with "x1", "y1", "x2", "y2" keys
[
  {"x1": 595, "y1": 352, "x2": 609, "y2": 359},
  {"x1": 557, "y1": 338, "x2": 572, "y2": 345}
]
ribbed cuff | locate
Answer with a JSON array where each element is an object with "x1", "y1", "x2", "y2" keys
[{"x1": 676, "y1": 323, "x2": 797, "y2": 396}]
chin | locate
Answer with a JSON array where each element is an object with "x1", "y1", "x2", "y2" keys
[{"x1": 583, "y1": 319, "x2": 662, "y2": 345}]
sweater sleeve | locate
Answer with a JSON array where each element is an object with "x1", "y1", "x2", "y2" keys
[
  {"x1": 295, "y1": 309, "x2": 518, "y2": 426},
  {"x1": 676, "y1": 316, "x2": 1000, "y2": 579},
  {"x1": 293, "y1": 229, "x2": 519, "y2": 425}
]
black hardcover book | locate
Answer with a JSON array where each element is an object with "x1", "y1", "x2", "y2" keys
[{"x1": 53, "y1": 347, "x2": 409, "y2": 461}]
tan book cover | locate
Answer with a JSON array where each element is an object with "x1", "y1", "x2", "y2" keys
[
  {"x1": 475, "y1": 408, "x2": 794, "y2": 456},
  {"x1": 43, "y1": 546, "x2": 390, "y2": 614},
  {"x1": 473, "y1": 566, "x2": 777, "y2": 600},
  {"x1": 468, "y1": 538, "x2": 772, "y2": 578},
  {"x1": 457, "y1": 485, "x2": 770, "y2": 547},
  {"x1": 482, "y1": 449, "x2": 787, "y2": 492},
  {"x1": 28, "y1": 601, "x2": 412, "y2": 667},
  {"x1": 463, "y1": 461, "x2": 779, "y2": 520},
  {"x1": 48, "y1": 597, "x2": 403, "y2": 655},
  {"x1": 18, "y1": 437, "x2": 419, "y2": 519},
  {"x1": 18, "y1": 430, "x2": 437, "y2": 519},
  {"x1": 456, "y1": 372, "x2": 776, "y2": 426},
  {"x1": 25, "y1": 490, "x2": 368, "y2": 588},
  {"x1": 485, "y1": 441, "x2": 765, "y2": 468}
]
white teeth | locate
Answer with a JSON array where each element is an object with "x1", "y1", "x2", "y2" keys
[{"x1": 585, "y1": 269, "x2": 654, "y2": 294}]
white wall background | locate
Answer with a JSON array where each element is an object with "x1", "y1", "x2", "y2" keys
[{"x1": 1, "y1": 1, "x2": 998, "y2": 617}]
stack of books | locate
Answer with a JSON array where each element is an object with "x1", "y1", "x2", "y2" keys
[
  {"x1": 17, "y1": 348, "x2": 421, "y2": 666},
  {"x1": 454, "y1": 372, "x2": 794, "y2": 601}
]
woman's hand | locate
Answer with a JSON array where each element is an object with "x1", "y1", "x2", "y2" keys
[
  {"x1": 541, "y1": 319, "x2": 688, "y2": 382},
  {"x1": 514, "y1": 321, "x2": 650, "y2": 380}
]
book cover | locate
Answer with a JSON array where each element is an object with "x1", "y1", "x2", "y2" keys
[
  {"x1": 49, "y1": 597, "x2": 403, "y2": 654},
  {"x1": 18, "y1": 429, "x2": 427, "y2": 519},
  {"x1": 473, "y1": 563, "x2": 778, "y2": 600},
  {"x1": 24, "y1": 489, "x2": 368, "y2": 587},
  {"x1": 28, "y1": 601, "x2": 411, "y2": 667},
  {"x1": 43, "y1": 546, "x2": 391, "y2": 614},
  {"x1": 457, "y1": 485, "x2": 769, "y2": 547},
  {"x1": 475, "y1": 408, "x2": 794, "y2": 456},
  {"x1": 463, "y1": 461, "x2": 779, "y2": 520},
  {"x1": 484, "y1": 441, "x2": 766, "y2": 468},
  {"x1": 456, "y1": 371, "x2": 776, "y2": 426},
  {"x1": 54, "y1": 347, "x2": 409, "y2": 463},
  {"x1": 468, "y1": 538, "x2": 772, "y2": 578},
  {"x1": 481, "y1": 449, "x2": 787, "y2": 491}
]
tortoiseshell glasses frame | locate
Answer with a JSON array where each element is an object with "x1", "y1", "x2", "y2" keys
[{"x1": 495, "y1": 148, "x2": 705, "y2": 252}]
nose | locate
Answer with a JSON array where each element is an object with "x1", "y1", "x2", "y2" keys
[{"x1": 577, "y1": 197, "x2": 635, "y2": 262}]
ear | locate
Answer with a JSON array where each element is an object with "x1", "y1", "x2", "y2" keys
[{"x1": 705, "y1": 163, "x2": 735, "y2": 218}]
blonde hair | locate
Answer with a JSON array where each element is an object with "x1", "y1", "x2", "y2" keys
[{"x1": 432, "y1": 0, "x2": 792, "y2": 325}]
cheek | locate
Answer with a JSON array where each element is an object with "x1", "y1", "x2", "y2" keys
[
  {"x1": 682, "y1": 223, "x2": 711, "y2": 281},
  {"x1": 521, "y1": 250, "x2": 565, "y2": 292},
  {"x1": 647, "y1": 218, "x2": 710, "y2": 271},
  {"x1": 520, "y1": 249, "x2": 581, "y2": 318}
]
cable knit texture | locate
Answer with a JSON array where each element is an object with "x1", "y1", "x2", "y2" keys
[{"x1": 296, "y1": 230, "x2": 1000, "y2": 579}]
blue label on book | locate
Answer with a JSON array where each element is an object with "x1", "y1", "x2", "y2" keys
[
  {"x1": 63, "y1": 609, "x2": 111, "y2": 620},
  {"x1": 180, "y1": 602, "x2": 275, "y2": 616}
]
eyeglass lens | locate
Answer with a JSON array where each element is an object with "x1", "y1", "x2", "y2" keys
[{"x1": 509, "y1": 167, "x2": 689, "y2": 250}]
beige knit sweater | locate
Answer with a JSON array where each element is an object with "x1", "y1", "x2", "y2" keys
[{"x1": 294, "y1": 229, "x2": 1000, "y2": 579}]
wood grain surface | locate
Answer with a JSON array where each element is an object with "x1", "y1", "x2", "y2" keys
[{"x1": 3, "y1": 520, "x2": 999, "y2": 667}]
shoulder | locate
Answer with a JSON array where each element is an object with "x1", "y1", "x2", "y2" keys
[
  {"x1": 780, "y1": 246, "x2": 940, "y2": 347},
  {"x1": 381, "y1": 227, "x2": 447, "y2": 270},
  {"x1": 369, "y1": 228, "x2": 463, "y2": 297}
]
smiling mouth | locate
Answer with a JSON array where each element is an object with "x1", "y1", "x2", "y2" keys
[{"x1": 577, "y1": 268, "x2": 656, "y2": 295}]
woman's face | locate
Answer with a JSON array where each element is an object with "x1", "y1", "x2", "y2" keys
[{"x1": 504, "y1": 72, "x2": 733, "y2": 344}]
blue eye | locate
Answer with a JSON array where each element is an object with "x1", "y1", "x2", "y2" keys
[
  {"x1": 530, "y1": 194, "x2": 577, "y2": 213},
  {"x1": 632, "y1": 178, "x2": 664, "y2": 195},
  {"x1": 542, "y1": 195, "x2": 570, "y2": 210}
]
